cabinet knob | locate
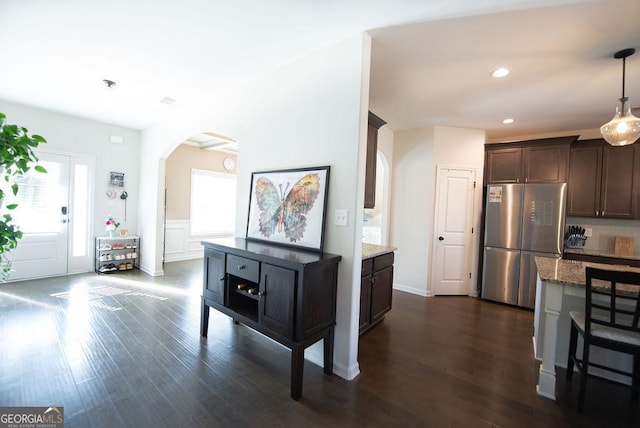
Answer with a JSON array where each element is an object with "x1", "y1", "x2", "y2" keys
[
  {"x1": 438, "y1": 236, "x2": 444, "y2": 241},
  {"x1": 218, "y1": 277, "x2": 224, "y2": 281},
  {"x1": 258, "y1": 291, "x2": 266, "y2": 297},
  {"x1": 238, "y1": 265, "x2": 245, "y2": 270}
]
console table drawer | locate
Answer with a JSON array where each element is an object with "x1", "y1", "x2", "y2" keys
[{"x1": 227, "y1": 254, "x2": 259, "y2": 283}]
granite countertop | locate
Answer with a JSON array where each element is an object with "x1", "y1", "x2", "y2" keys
[
  {"x1": 564, "y1": 247, "x2": 640, "y2": 261},
  {"x1": 362, "y1": 243, "x2": 397, "y2": 260},
  {"x1": 535, "y1": 256, "x2": 640, "y2": 294}
]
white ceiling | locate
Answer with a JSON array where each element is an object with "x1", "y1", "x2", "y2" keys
[
  {"x1": 369, "y1": 0, "x2": 640, "y2": 140},
  {"x1": 1, "y1": 0, "x2": 638, "y2": 141}
]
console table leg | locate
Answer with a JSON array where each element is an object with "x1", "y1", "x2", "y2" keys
[
  {"x1": 323, "y1": 327, "x2": 334, "y2": 375},
  {"x1": 200, "y1": 300, "x2": 210, "y2": 338},
  {"x1": 291, "y1": 346, "x2": 304, "y2": 400}
]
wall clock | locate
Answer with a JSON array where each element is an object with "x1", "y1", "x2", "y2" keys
[{"x1": 223, "y1": 157, "x2": 236, "y2": 171}]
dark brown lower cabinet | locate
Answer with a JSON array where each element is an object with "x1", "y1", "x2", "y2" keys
[
  {"x1": 200, "y1": 238, "x2": 340, "y2": 400},
  {"x1": 360, "y1": 252, "x2": 394, "y2": 335}
]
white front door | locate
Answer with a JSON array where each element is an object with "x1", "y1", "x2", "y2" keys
[
  {"x1": 4, "y1": 152, "x2": 93, "y2": 280},
  {"x1": 432, "y1": 167, "x2": 476, "y2": 295}
]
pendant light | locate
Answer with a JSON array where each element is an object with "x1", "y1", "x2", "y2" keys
[{"x1": 600, "y1": 48, "x2": 640, "y2": 146}]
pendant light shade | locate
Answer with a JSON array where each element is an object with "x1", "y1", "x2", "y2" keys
[{"x1": 600, "y1": 48, "x2": 640, "y2": 146}]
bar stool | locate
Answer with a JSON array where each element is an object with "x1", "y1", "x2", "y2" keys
[{"x1": 566, "y1": 266, "x2": 640, "y2": 411}]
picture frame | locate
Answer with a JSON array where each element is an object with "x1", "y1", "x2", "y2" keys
[
  {"x1": 110, "y1": 171, "x2": 125, "y2": 187},
  {"x1": 246, "y1": 166, "x2": 330, "y2": 252}
]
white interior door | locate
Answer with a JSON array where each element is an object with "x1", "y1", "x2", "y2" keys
[
  {"x1": 3, "y1": 152, "x2": 93, "y2": 280},
  {"x1": 432, "y1": 167, "x2": 476, "y2": 295}
]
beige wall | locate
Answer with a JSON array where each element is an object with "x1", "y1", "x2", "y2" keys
[{"x1": 165, "y1": 144, "x2": 237, "y2": 220}]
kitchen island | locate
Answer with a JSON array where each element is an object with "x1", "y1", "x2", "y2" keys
[
  {"x1": 533, "y1": 256, "x2": 640, "y2": 400},
  {"x1": 564, "y1": 247, "x2": 640, "y2": 267}
]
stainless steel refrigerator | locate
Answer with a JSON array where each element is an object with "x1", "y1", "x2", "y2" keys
[{"x1": 481, "y1": 183, "x2": 566, "y2": 308}]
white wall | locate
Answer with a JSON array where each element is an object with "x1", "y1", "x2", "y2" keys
[
  {"x1": 390, "y1": 125, "x2": 485, "y2": 296},
  {"x1": 377, "y1": 125, "x2": 394, "y2": 245},
  {"x1": 0, "y1": 99, "x2": 140, "y2": 248},
  {"x1": 389, "y1": 127, "x2": 435, "y2": 295},
  {"x1": 138, "y1": 34, "x2": 371, "y2": 380},
  {"x1": 431, "y1": 126, "x2": 485, "y2": 296}
]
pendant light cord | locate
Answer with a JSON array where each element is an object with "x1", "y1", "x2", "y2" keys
[{"x1": 621, "y1": 56, "x2": 626, "y2": 99}]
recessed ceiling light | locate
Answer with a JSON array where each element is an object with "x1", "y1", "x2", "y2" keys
[
  {"x1": 160, "y1": 97, "x2": 176, "y2": 105},
  {"x1": 491, "y1": 68, "x2": 510, "y2": 78},
  {"x1": 502, "y1": 118, "x2": 515, "y2": 124}
]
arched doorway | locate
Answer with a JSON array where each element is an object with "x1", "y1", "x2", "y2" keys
[{"x1": 162, "y1": 132, "x2": 238, "y2": 264}]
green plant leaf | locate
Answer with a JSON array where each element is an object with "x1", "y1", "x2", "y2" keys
[
  {"x1": 17, "y1": 158, "x2": 27, "y2": 172},
  {"x1": 0, "y1": 112, "x2": 48, "y2": 277}
]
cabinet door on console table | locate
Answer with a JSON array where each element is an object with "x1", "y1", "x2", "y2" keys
[
  {"x1": 260, "y1": 263, "x2": 295, "y2": 338},
  {"x1": 203, "y1": 249, "x2": 225, "y2": 305}
]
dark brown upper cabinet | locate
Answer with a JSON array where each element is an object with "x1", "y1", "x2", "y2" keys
[
  {"x1": 484, "y1": 136, "x2": 577, "y2": 184},
  {"x1": 364, "y1": 111, "x2": 386, "y2": 208},
  {"x1": 566, "y1": 139, "x2": 640, "y2": 219}
]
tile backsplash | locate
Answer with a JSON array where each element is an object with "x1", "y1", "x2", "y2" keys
[{"x1": 566, "y1": 217, "x2": 640, "y2": 255}]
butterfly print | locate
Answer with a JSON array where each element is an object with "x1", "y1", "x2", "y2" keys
[{"x1": 254, "y1": 173, "x2": 320, "y2": 242}]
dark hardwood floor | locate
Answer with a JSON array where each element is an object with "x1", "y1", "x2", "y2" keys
[{"x1": 1, "y1": 259, "x2": 638, "y2": 427}]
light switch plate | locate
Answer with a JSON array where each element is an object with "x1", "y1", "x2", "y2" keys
[
  {"x1": 584, "y1": 228, "x2": 592, "y2": 237},
  {"x1": 334, "y1": 209, "x2": 348, "y2": 226}
]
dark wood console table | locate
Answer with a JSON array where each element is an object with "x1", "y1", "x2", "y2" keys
[{"x1": 200, "y1": 238, "x2": 341, "y2": 400}]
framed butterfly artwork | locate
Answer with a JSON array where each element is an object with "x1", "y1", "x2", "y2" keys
[{"x1": 246, "y1": 166, "x2": 330, "y2": 252}]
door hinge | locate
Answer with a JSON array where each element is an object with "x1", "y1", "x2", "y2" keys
[
  {"x1": 472, "y1": 227, "x2": 474, "y2": 234},
  {"x1": 469, "y1": 272, "x2": 472, "y2": 279},
  {"x1": 473, "y1": 181, "x2": 476, "y2": 189}
]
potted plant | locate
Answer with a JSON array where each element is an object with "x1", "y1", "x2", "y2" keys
[{"x1": 0, "y1": 112, "x2": 47, "y2": 280}]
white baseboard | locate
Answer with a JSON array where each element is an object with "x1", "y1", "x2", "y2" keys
[
  {"x1": 393, "y1": 283, "x2": 428, "y2": 297},
  {"x1": 139, "y1": 264, "x2": 163, "y2": 276},
  {"x1": 333, "y1": 360, "x2": 360, "y2": 380}
]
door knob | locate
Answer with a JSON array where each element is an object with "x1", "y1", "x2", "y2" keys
[{"x1": 438, "y1": 236, "x2": 444, "y2": 241}]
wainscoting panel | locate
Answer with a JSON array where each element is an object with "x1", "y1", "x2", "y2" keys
[{"x1": 164, "y1": 219, "x2": 232, "y2": 262}]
